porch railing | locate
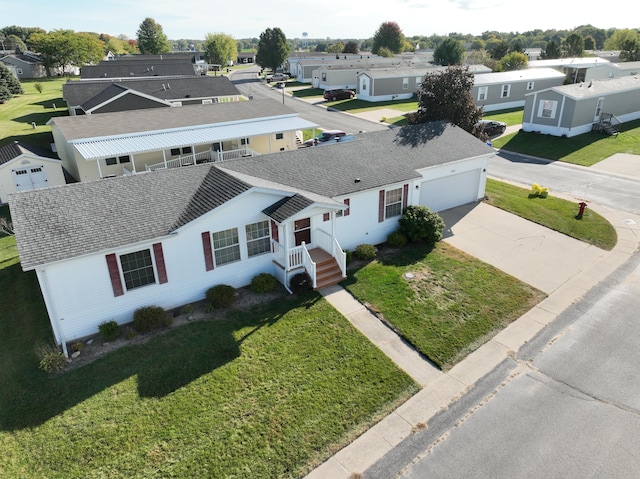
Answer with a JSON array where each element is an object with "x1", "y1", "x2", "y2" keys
[
  {"x1": 299, "y1": 243, "x2": 317, "y2": 289},
  {"x1": 145, "y1": 150, "x2": 211, "y2": 172},
  {"x1": 216, "y1": 147, "x2": 258, "y2": 162},
  {"x1": 314, "y1": 229, "x2": 346, "y2": 277},
  {"x1": 271, "y1": 239, "x2": 317, "y2": 288}
]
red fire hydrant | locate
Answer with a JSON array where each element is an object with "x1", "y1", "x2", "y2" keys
[{"x1": 576, "y1": 201, "x2": 588, "y2": 219}]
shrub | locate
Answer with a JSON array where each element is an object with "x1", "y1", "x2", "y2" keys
[
  {"x1": 35, "y1": 344, "x2": 68, "y2": 373},
  {"x1": 345, "y1": 249, "x2": 353, "y2": 264},
  {"x1": 290, "y1": 272, "x2": 312, "y2": 294},
  {"x1": 34, "y1": 82, "x2": 43, "y2": 93},
  {"x1": 98, "y1": 320, "x2": 120, "y2": 341},
  {"x1": 387, "y1": 230, "x2": 408, "y2": 247},
  {"x1": 399, "y1": 205, "x2": 445, "y2": 243},
  {"x1": 133, "y1": 306, "x2": 168, "y2": 333},
  {"x1": 354, "y1": 243, "x2": 377, "y2": 260},
  {"x1": 206, "y1": 284, "x2": 236, "y2": 308},
  {"x1": 250, "y1": 273, "x2": 278, "y2": 293}
]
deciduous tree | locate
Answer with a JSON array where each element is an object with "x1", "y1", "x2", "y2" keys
[
  {"x1": 409, "y1": 66, "x2": 483, "y2": 136},
  {"x1": 136, "y1": 18, "x2": 170, "y2": 54},
  {"x1": 540, "y1": 40, "x2": 561, "y2": 59},
  {"x1": 498, "y1": 51, "x2": 528, "y2": 71},
  {"x1": 203, "y1": 33, "x2": 236, "y2": 67},
  {"x1": 563, "y1": 32, "x2": 584, "y2": 57},
  {"x1": 343, "y1": 40, "x2": 359, "y2": 54},
  {"x1": 433, "y1": 37, "x2": 465, "y2": 65},
  {"x1": 605, "y1": 29, "x2": 640, "y2": 61},
  {"x1": 29, "y1": 30, "x2": 104, "y2": 75},
  {"x1": 256, "y1": 27, "x2": 290, "y2": 72},
  {"x1": 372, "y1": 21, "x2": 405, "y2": 55}
]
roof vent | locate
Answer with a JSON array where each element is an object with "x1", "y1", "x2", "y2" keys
[{"x1": 354, "y1": 178, "x2": 361, "y2": 183}]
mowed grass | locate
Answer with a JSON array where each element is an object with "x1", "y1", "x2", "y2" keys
[
  {"x1": 0, "y1": 206, "x2": 418, "y2": 478},
  {"x1": 485, "y1": 179, "x2": 617, "y2": 250},
  {"x1": 491, "y1": 119, "x2": 640, "y2": 166},
  {"x1": 0, "y1": 77, "x2": 68, "y2": 148},
  {"x1": 343, "y1": 242, "x2": 545, "y2": 370}
]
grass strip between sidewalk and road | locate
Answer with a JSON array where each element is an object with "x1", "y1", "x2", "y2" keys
[
  {"x1": 485, "y1": 178, "x2": 617, "y2": 251},
  {"x1": 343, "y1": 241, "x2": 546, "y2": 371}
]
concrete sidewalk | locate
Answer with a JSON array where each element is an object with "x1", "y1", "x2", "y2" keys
[{"x1": 306, "y1": 200, "x2": 640, "y2": 479}]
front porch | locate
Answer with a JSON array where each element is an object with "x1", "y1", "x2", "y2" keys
[
  {"x1": 144, "y1": 147, "x2": 259, "y2": 172},
  {"x1": 271, "y1": 229, "x2": 347, "y2": 292}
]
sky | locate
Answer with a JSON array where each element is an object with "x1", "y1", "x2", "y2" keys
[{"x1": 0, "y1": 0, "x2": 637, "y2": 41}]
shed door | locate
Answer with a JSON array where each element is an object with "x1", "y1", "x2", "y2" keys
[
  {"x1": 420, "y1": 169, "x2": 481, "y2": 212},
  {"x1": 12, "y1": 166, "x2": 48, "y2": 192}
]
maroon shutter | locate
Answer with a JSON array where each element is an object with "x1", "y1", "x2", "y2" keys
[
  {"x1": 344, "y1": 198, "x2": 350, "y2": 216},
  {"x1": 201, "y1": 232, "x2": 214, "y2": 271},
  {"x1": 323, "y1": 212, "x2": 330, "y2": 221},
  {"x1": 378, "y1": 190, "x2": 385, "y2": 222},
  {"x1": 106, "y1": 254, "x2": 124, "y2": 297},
  {"x1": 270, "y1": 220, "x2": 279, "y2": 242},
  {"x1": 403, "y1": 184, "x2": 409, "y2": 210},
  {"x1": 153, "y1": 243, "x2": 168, "y2": 284}
]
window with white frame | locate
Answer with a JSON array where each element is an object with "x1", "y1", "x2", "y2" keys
[
  {"x1": 501, "y1": 84, "x2": 511, "y2": 98},
  {"x1": 402, "y1": 77, "x2": 409, "y2": 90},
  {"x1": 120, "y1": 249, "x2": 156, "y2": 290},
  {"x1": 526, "y1": 81, "x2": 535, "y2": 91},
  {"x1": 212, "y1": 228, "x2": 240, "y2": 266},
  {"x1": 538, "y1": 99, "x2": 558, "y2": 119},
  {"x1": 477, "y1": 86, "x2": 488, "y2": 101},
  {"x1": 16, "y1": 68, "x2": 23, "y2": 74},
  {"x1": 245, "y1": 221, "x2": 270, "y2": 257},
  {"x1": 385, "y1": 188, "x2": 403, "y2": 219}
]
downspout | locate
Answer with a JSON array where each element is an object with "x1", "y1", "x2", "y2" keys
[
  {"x1": 36, "y1": 268, "x2": 68, "y2": 357},
  {"x1": 96, "y1": 158, "x2": 103, "y2": 179},
  {"x1": 163, "y1": 150, "x2": 168, "y2": 169}
]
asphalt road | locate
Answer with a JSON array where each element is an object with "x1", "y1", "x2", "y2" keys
[
  {"x1": 230, "y1": 66, "x2": 390, "y2": 135},
  {"x1": 365, "y1": 250, "x2": 640, "y2": 478},
  {"x1": 490, "y1": 150, "x2": 640, "y2": 216}
]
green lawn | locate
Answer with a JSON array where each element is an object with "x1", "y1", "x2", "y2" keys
[
  {"x1": 0, "y1": 222, "x2": 418, "y2": 477},
  {"x1": 343, "y1": 242, "x2": 545, "y2": 370},
  {"x1": 0, "y1": 77, "x2": 68, "y2": 148},
  {"x1": 482, "y1": 107, "x2": 524, "y2": 126},
  {"x1": 491, "y1": 119, "x2": 640, "y2": 166},
  {"x1": 484, "y1": 179, "x2": 617, "y2": 250}
]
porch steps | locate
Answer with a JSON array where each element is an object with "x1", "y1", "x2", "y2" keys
[{"x1": 309, "y1": 248, "x2": 345, "y2": 290}]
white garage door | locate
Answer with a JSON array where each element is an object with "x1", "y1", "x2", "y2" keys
[
  {"x1": 12, "y1": 166, "x2": 48, "y2": 192},
  {"x1": 420, "y1": 169, "x2": 481, "y2": 212}
]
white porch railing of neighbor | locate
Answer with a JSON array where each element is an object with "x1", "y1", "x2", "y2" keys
[
  {"x1": 215, "y1": 147, "x2": 258, "y2": 162},
  {"x1": 145, "y1": 151, "x2": 211, "y2": 171}
]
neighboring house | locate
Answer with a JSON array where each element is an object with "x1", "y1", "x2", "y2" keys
[
  {"x1": 62, "y1": 76, "x2": 242, "y2": 115},
  {"x1": 527, "y1": 57, "x2": 611, "y2": 84},
  {"x1": 47, "y1": 99, "x2": 319, "y2": 182},
  {"x1": 285, "y1": 52, "x2": 369, "y2": 77},
  {"x1": 0, "y1": 141, "x2": 67, "y2": 204},
  {"x1": 9, "y1": 122, "x2": 494, "y2": 350},
  {"x1": 472, "y1": 68, "x2": 566, "y2": 112},
  {"x1": 356, "y1": 65, "x2": 491, "y2": 103},
  {"x1": 294, "y1": 57, "x2": 400, "y2": 83},
  {"x1": 582, "y1": 60, "x2": 640, "y2": 81},
  {"x1": 237, "y1": 51, "x2": 256, "y2": 64},
  {"x1": 313, "y1": 61, "x2": 423, "y2": 90},
  {"x1": 522, "y1": 76, "x2": 640, "y2": 137},
  {"x1": 80, "y1": 59, "x2": 201, "y2": 79},
  {"x1": 1, "y1": 53, "x2": 47, "y2": 78}
]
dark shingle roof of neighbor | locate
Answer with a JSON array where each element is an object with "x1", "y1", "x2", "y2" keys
[
  {"x1": 49, "y1": 99, "x2": 296, "y2": 140},
  {"x1": 0, "y1": 141, "x2": 59, "y2": 165},
  {"x1": 63, "y1": 76, "x2": 241, "y2": 109},
  {"x1": 80, "y1": 61, "x2": 198, "y2": 79},
  {"x1": 10, "y1": 122, "x2": 494, "y2": 270}
]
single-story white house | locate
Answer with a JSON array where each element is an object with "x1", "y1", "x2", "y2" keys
[
  {"x1": 472, "y1": 68, "x2": 566, "y2": 112},
  {"x1": 47, "y1": 99, "x2": 319, "y2": 182},
  {"x1": 0, "y1": 141, "x2": 67, "y2": 204},
  {"x1": 10, "y1": 122, "x2": 494, "y2": 351},
  {"x1": 522, "y1": 75, "x2": 640, "y2": 137},
  {"x1": 527, "y1": 57, "x2": 612, "y2": 84}
]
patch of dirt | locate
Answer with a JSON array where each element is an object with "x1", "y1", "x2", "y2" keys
[{"x1": 63, "y1": 285, "x2": 289, "y2": 372}]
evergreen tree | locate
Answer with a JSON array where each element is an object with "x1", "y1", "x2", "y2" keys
[
  {"x1": 0, "y1": 62, "x2": 23, "y2": 101},
  {"x1": 372, "y1": 22, "x2": 405, "y2": 55},
  {"x1": 540, "y1": 40, "x2": 561, "y2": 59},
  {"x1": 433, "y1": 38, "x2": 465, "y2": 65},
  {"x1": 563, "y1": 32, "x2": 584, "y2": 57},
  {"x1": 136, "y1": 18, "x2": 170, "y2": 54}
]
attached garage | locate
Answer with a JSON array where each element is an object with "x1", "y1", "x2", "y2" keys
[{"x1": 419, "y1": 168, "x2": 483, "y2": 212}]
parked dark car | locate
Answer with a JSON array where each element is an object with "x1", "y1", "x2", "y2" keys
[
  {"x1": 475, "y1": 119, "x2": 507, "y2": 137},
  {"x1": 302, "y1": 130, "x2": 348, "y2": 147},
  {"x1": 323, "y1": 89, "x2": 355, "y2": 101}
]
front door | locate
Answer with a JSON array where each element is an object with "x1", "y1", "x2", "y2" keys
[{"x1": 294, "y1": 218, "x2": 311, "y2": 246}]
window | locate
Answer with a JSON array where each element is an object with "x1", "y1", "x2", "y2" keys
[
  {"x1": 16, "y1": 68, "x2": 23, "y2": 74},
  {"x1": 240, "y1": 138, "x2": 250, "y2": 145},
  {"x1": 385, "y1": 188, "x2": 403, "y2": 219},
  {"x1": 501, "y1": 84, "x2": 511, "y2": 98},
  {"x1": 246, "y1": 221, "x2": 270, "y2": 257},
  {"x1": 275, "y1": 133, "x2": 284, "y2": 140},
  {"x1": 120, "y1": 249, "x2": 156, "y2": 290},
  {"x1": 477, "y1": 86, "x2": 488, "y2": 101},
  {"x1": 118, "y1": 155, "x2": 130, "y2": 164},
  {"x1": 538, "y1": 99, "x2": 557, "y2": 119},
  {"x1": 527, "y1": 81, "x2": 535, "y2": 91},
  {"x1": 336, "y1": 198, "x2": 350, "y2": 218},
  {"x1": 594, "y1": 97, "x2": 604, "y2": 121},
  {"x1": 402, "y1": 77, "x2": 409, "y2": 90},
  {"x1": 105, "y1": 157, "x2": 117, "y2": 166},
  {"x1": 202, "y1": 99, "x2": 213, "y2": 104},
  {"x1": 212, "y1": 228, "x2": 240, "y2": 266},
  {"x1": 322, "y1": 72, "x2": 327, "y2": 81},
  {"x1": 170, "y1": 148, "x2": 180, "y2": 156},
  {"x1": 182, "y1": 146, "x2": 192, "y2": 154}
]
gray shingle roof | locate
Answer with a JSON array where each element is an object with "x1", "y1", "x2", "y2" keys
[
  {"x1": 80, "y1": 61, "x2": 197, "y2": 79},
  {"x1": 220, "y1": 122, "x2": 494, "y2": 197},
  {"x1": 10, "y1": 122, "x2": 494, "y2": 270},
  {"x1": 0, "y1": 141, "x2": 59, "y2": 165},
  {"x1": 262, "y1": 194, "x2": 314, "y2": 223}
]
